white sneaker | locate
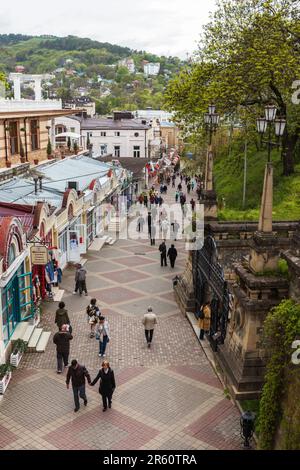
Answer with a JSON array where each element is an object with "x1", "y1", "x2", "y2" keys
[
  {"x1": 98, "y1": 353, "x2": 102, "y2": 357},
  {"x1": 73, "y1": 291, "x2": 77, "y2": 295},
  {"x1": 102, "y1": 354, "x2": 106, "y2": 357}
]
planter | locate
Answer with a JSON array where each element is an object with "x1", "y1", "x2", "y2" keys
[
  {"x1": 0, "y1": 372, "x2": 12, "y2": 394},
  {"x1": 5, "y1": 161, "x2": 12, "y2": 168},
  {"x1": 47, "y1": 155, "x2": 53, "y2": 160},
  {"x1": 34, "y1": 159, "x2": 39, "y2": 165},
  {"x1": 20, "y1": 157, "x2": 26, "y2": 164},
  {"x1": 10, "y1": 351, "x2": 23, "y2": 367}
]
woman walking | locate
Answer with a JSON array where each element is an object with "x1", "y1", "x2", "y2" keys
[
  {"x1": 90, "y1": 360, "x2": 116, "y2": 411},
  {"x1": 96, "y1": 315, "x2": 110, "y2": 357},
  {"x1": 198, "y1": 303, "x2": 211, "y2": 340},
  {"x1": 86, "y1": 298, "x2": 100, "y2": 338}
]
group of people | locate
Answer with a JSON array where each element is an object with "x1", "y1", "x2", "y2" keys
[{"x1": 158, "y1": 241, "x2": 178, "y2": 268}]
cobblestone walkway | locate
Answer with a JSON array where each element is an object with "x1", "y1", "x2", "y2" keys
[{"x1": 0, "y1": 177, "x2": 241, "y2": 450}]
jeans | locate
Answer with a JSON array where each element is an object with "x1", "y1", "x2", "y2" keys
[
  {"x1": 78, "y1": 280, "x2": 87, "y2": 295},
  {"x1": 199, "y1": 329, "x2": 205, "y2": 340},
  {"x1": 145, "y1": 329, "x2": 154, "y2": 343},
  {"x1": 57, "y1": 351, "x2": 69, "y2": 372},
  {"x1": 72, "y1": 384, "x2": 87, "y2": 410},
  {"x1": 170, "y1": 258, "x2": 176, "y2": 268},
  {"x1": 99, "y1": 335, "x2": 108, "y2": 355}
]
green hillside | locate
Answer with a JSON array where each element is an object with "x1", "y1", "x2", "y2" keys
[
  {"x1": 214, "y1": 143, "x2": 300, "y2": 221},
  {"x1": 0, "y1": 34, "x2": 184, "y2": 113}
]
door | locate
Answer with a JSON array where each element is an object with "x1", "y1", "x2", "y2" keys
[
  {"x1": 18, "y1": 271, "x2": 34, "y2": 321},
  {"x1": 75, "y1": 224, "x2": 87, "y2": 254}
]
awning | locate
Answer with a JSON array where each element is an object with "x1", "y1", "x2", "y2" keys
[{"x1": 55, "y1": 132, "x2": 81, "y2": 139}]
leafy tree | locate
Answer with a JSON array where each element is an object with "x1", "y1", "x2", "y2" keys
[
  {"x1": 47, "y1": 138, "x2": 52, "y2": 156},
  {"x1": 164, "y1": 0, "x2": 300, "y2": 175}
]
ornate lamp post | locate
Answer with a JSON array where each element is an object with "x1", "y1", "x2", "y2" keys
[
  {"x1": 256, "y1": 105, "x2": 286, "y2": 162},
  {"x1": 204, "y1": 104, "x2": 220, "y2": 146}
]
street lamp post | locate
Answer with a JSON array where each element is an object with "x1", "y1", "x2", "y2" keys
[
  {"x1": 203, "y1": 105, "x2": 220, "y2": 192},
  {"x1": 256, "y1": 105, "x2": 286, "y2": 162}
]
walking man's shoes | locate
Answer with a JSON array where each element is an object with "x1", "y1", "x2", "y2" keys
[
  {"x1": 84, "y1": 399, "x2": 88, "y2": 406},
  {"x1": 74, "y1": 408, "x2": 79, "y2": 412},
  {"x1": 147, "y1": 343, "x2": 151, "y2": 348},
  {"x1": 108, "y1": 402, "x2": 112, "y2": 408},
  {"x1": 57, "y1": 370, "x2": 62, "y2": 374},
  {"x1": 103, "y1": 407, "x2": 107, "y2": 412}
]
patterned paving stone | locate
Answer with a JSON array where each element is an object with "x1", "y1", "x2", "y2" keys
[{"x1": 0, "y1": 177, "x2": 242, "y2": 450}]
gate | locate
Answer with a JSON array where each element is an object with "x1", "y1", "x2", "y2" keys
[{"x1": 193, "y1": 235, "x2": 229, "y2": 351}]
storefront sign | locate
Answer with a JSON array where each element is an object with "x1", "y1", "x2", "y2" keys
[{"x1": 30, "y1": 245, "x2": 48, "y2": 265}]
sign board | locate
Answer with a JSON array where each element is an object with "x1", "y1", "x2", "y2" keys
[{"x1": 30, "y1": 246, "x2": 48, "y2": 265}]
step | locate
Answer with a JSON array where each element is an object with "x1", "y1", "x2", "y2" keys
[
  {"x1": 28, "y1": 328, "x2": 43, "y2": 350},
  {"x1": 10, "y1": 322, "x2": 29, "y2": 341},
  {"x1": 36, "y1": 331, "x2": 51, "y2": 353},
  {"x1": 108, "y1": 239, "x2": 116, "y2": 245},
  {"x1": 105, "y1": 237, "x2": 112, "y2": 244},
  {"x1": 22, "y1": 325, "x2": 36, "y2": 344},
  {"x1": 89, "y1": 238, "x2": 106, "y2": 251}
]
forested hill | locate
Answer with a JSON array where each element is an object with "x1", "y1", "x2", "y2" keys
[{"x1": 0, "y1": 34, "x2": 184, "y2": 113}]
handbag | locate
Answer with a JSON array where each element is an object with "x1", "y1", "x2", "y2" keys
[{"x1": 95, "y1": 332, "x2": 100, "y2": 340}]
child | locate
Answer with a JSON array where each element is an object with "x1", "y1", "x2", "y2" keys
[{"x1": 86, "y1": 298, "x2": 100, "y2": 338}]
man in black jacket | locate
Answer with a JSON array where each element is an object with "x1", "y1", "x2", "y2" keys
[
  {"x1": 167, "y1": 244, "x2": 178, "y2": 268},
  {"x1": 53, "y1": 325, "x2": 73, "y2": 374},
  {"x1": 159, "y1": 241, "x2": 167, "y2": 266},
  {"x1": 66, "y1": 359, "x2": 91, "y2": 412},
  {"x1": 90, "y1": 360, "x2": 116, "y2": 411}
]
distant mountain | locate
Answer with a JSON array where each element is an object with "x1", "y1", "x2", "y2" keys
[{"x1": 0, "y1": 34, "x2": 184, "y2": 113}]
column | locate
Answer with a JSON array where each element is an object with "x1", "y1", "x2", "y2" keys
[
  {"x1": 34, "y1": 78, "x2": 42, "y2": 101},
  {"x1": 13, "y1": 76, "x2": 21, "y2": 100},
  {"x1": 258, "y1": 162, "x2": 273, "y2": 233},
  {"x1": 50, "y1": 119, "x2": 56, "y2": 149}
]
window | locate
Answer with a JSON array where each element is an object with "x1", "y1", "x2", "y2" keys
[
  {"x1": 114, "y1": 131, "x2": 120, "y2": 136},
  {"x1": 133, "y1": 146, "x2": 140, "y2": 158},
  {"x1": 101, "y1": 131, "x2": 106, "y2": 137},
  {"x1": 88, "y1": 132, "x2": 93, "y2": 138},
  {"x1": 9, "y1": 121, "x2": 19, "y2": 155},
  {"x1": 114, "y1": 146, "x2": 120, "y2": 158},
  {"x1": 30, "y1": 119, "x2": 40, "y2": 151},
  {"x1": 134, "y1": 132, "x2": 139, "y2": 137},
  {"x1": 70, "y1": 127, "x2": 75, "y2": 133},
  {"x1": 100, "y1": 144, "x2": 107, "y2": 156}
]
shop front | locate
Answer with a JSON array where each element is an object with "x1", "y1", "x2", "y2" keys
[{"x1": 0, "y1": 217, "x2": 33, "y2": 359}]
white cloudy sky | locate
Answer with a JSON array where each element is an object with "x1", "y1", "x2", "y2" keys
[{"x1": 0, "y1": 0, "x2": 217, "y2": 57}]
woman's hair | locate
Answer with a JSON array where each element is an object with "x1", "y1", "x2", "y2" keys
[
  {"x1": 91, "y1": 298, "x2": 97, "y2": 305},
  {"x1": 59, "y1": 301, "x2": 65, "y2": 309},
  {"x1": 102, "y1": 360, "x2": 109, "y2": 367}
]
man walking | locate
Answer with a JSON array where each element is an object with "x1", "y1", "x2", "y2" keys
[
  {"x1": 66, "y1": 359, "x2": 91, "y2": 412},
  {"x1": 142, "y1": 306, "x2": 157, "y2": 348},
  {"x1": 159, "y1": 240, "x2": 167, "y2": 267},
  {"x1": 74, "y1": 265, "x2": 88, "y2": 296},
  {"x1": 53, "y1": 324, "x2": 73, "y2": 374},
  {"x1": 150, "y1": 224, "x2": 156, "y2": 245},
  {"x1": 167, "y1": 244, "x2": 178, "y2": 268}
]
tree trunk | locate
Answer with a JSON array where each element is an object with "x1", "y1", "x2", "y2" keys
[{"x1": 282, "y1": 133, "x2": 298, "y2": 176}]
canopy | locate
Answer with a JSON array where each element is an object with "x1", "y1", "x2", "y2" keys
[{"x1": 55, "y1": 132, "x2": 81, "y2": 139}]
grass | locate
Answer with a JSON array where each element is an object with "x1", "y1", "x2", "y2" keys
[{"x1": 214, "y1": 143, "x2": 300, "y2": 221}]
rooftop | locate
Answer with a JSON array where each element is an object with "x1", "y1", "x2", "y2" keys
[{"x1": 72, "y1": 116, "x2": 150, "y2": 131}]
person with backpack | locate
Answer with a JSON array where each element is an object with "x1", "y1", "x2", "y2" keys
[{"x1": 86, "y1": 298, "x2": 100, "y2": 338}]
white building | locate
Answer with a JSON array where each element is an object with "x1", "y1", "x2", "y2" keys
[
  {"x1": 143, "y1": 63, "x2": 160, "y2": 76},
  {"x1": 134, "y1": 109, "x2": 174, "y2": 122},
  {"x1": 67, "y1": 112, "x2": 150, "y2": 158},
  {"x1": 118, "y1": 58, "x2": 135, "y2": 74}
]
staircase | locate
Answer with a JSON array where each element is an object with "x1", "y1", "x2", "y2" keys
[
  {"x1": 107, "y1": 216, "x2": 126, "y2": 235},
  {"x1": 11, "y1": 321, "x2": 51, "y2": 353}
]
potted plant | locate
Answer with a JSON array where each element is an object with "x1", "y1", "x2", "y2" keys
[
  {"x1": 73, "y1": 141, "x2": 78, "y2": 155},
  {"x1": 47, "y1": 138, "x2": 53, "y2": 159},
  {"x1": 10, "y1": 339, "x2": 27, "y2": 367},
  {"x1": 34, "y1": 158, "x2": 39, "y2": 165},
  {"x1": 0, "y1": 363, "x2": 15, "y2": 394},
  {"x1": 5, "y1": 161, "x2": 12, "y2": 168}
]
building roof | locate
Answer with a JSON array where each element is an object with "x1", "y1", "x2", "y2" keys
[
  {"x1": 72, "y1": 116, "x2": 150, "y2": 131},
  {"x1": 95, "y1": 155, "x2": 147, "y2": 180}
]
